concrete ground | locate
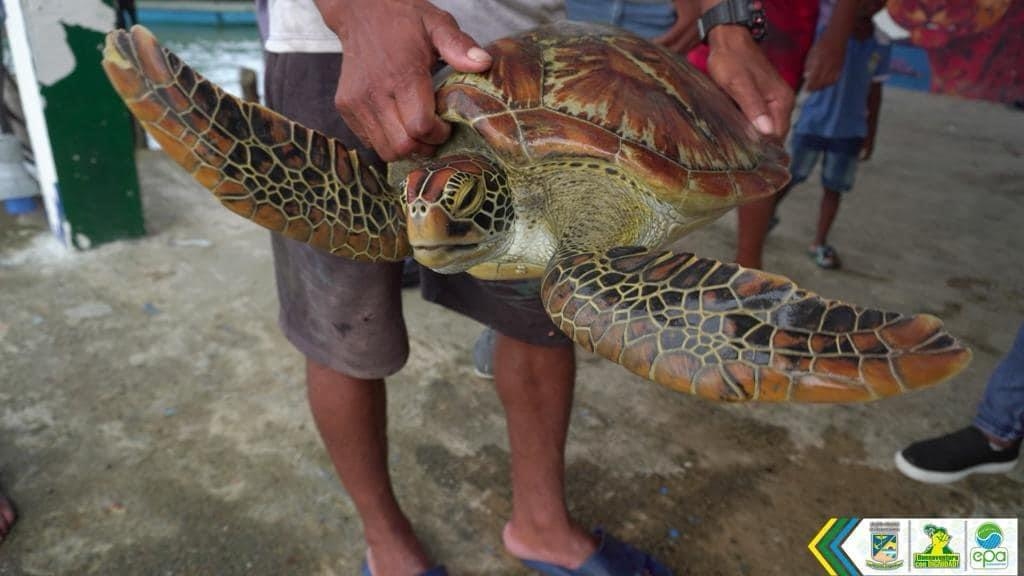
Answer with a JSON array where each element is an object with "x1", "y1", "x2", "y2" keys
[{"x1": 0, "y1": 88, "x2": 1022, "y2": 575}]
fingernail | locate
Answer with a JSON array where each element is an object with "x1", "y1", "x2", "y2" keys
[
  {"x1": 467, "y1": 47, "x2": 491, "y2": 63},
  {"x1": 754, "y1": 115, "x2": 774, "y2": 135}
]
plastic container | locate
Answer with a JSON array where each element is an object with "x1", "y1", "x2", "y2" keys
[
  {"x1": 3, "y1": 196, "x2": 38, "y2": 215},
  {"x1": 0, "y1": 133, "x2": 39, "y2": 212}
]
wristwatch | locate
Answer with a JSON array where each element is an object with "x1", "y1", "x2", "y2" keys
[{"x1": 697, "y1": 0, "x2": 768, "y2": 43}]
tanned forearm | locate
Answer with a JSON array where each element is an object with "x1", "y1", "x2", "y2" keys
[
  {"x1": 804, "y1": 0, "x2": 862, "y2": 90},
  {"x1": 823, "y1": 0, "x2": 861, "y2": 46},
  {"x1": 866, "y1": 81, "x2": 882, "y2": 141}
]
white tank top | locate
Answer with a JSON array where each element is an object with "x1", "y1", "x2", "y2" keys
[{"x1": 264, "y1": 0, "x2": 566, "y2": 53}]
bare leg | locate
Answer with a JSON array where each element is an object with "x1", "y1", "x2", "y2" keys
[
  {"x1": 772, "y1": 182, "x2": 796, "y2": 212},
  {"x1": 306, "y1": 358, "x2": 431, "y2": 576},
  {"x1": 0, "y1": 491, "x2": 15, "y2": 543},
  {"x1": 735, "y1": 196, "x2": 776, "y2": 269},
  {"x1": 813, "y1": 188, "x2": 841, "y2": 247},
  {"x1": 495, "y1": 334, "x2": 597, "y2": 567}
]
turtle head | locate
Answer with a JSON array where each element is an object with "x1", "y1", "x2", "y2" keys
[{"x1": 403, "y1": 154, "x2": 514, "y2": 273}]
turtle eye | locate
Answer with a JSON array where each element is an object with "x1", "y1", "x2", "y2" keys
[{"x1": 452, "y1": 178, "x2": 484, "y2": 217}]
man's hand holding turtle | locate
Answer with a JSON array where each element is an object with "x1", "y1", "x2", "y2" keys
[
  {"x1": 653, "y1": 0, "x2": 795, "y2": 139},
  {"x1": 314, "y1": 0, "x2": 493, "y2": 161},
  {"x1": 705, "y1": 25, "x2": 794, "y2": 139}
]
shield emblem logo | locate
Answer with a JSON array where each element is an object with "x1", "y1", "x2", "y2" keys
[
  {"x1": 873, "y1": 533, "x2": 898, "y2": 562},
  {"x1": 867, "y1": 521, "x2": 904, "y2": 570}
]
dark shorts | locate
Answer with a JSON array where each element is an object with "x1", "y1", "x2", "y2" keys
[
  {"x1": 788, "y1": 133, "x2": 864, "y2": 193},
  {"x1": 264, "y1": 52, "x2": 570, "y2": 380}
]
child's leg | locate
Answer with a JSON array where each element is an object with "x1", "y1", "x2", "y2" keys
[
  {"x1": 810, "y1": 139, "x2": 861, "y2": 269},
  {"x1": 815, "y1": 144, "x2": 860, "y2": 247},
  {"x1": 814, "y1": 188, "x2": 841, "y2": 247}
]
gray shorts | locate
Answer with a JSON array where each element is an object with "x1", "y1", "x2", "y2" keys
[{"x1": 264, "y1": 52, "x2": 570, "y2": 380}]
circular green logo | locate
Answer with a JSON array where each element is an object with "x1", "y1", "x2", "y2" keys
[{"x1": 975, "y1": 522, "x2": 1003, "y2": 550}]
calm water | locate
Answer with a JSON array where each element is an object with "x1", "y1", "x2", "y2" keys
[{"x1": 148, "y1": 24, "x2": 264, "y2": 99}]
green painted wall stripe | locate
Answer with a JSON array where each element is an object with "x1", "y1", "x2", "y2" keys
[{"x1": 39, "y1": 9, "x2": 145, "y2": 249}]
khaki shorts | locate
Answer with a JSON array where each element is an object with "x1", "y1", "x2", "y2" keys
[{"x1": 265, "y1": 52, "x2": 570, "y2": 380}]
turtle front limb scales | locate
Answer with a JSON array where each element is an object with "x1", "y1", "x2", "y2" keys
[
  {"x1": 102, "y1": 26, "x2": 410, "y2": 262},
  {"x1": 541, "y1": 245, "x2": 971, "y2": 403}
]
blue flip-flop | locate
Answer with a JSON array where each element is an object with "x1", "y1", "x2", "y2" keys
[
  {"x1": 361, "y1": 559, "x2": 448, "y2": 576},
  {"x1": 520, "y1": 529, "x2": 674, "y2": 576}
]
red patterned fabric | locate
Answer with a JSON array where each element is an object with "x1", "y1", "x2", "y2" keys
[{"x1": 889, "y1": 0, "x2": 1024, "y2": 103}]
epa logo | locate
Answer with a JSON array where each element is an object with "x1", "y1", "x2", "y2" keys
[{"x1": 970, "y1": 522, "x2": 1009, "y2": 569}]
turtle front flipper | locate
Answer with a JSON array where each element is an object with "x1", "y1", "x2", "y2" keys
[
  {"x1": 102, "y1": 26, "x2": 409, "y2": 261},
  {"x1": 542, "y1": 246, "x2": 971, "y2": 402}
]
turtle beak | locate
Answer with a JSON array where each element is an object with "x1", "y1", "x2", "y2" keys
[
  {"x1": 407, "y1": 201, "x2": 449, "y2": 243},
  {"x1": 407, "y1": 201, "x2": 490, "y2": 271}
]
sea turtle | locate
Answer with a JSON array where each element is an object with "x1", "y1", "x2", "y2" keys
[{"x1": 102, "y1": 24, "x2": 970, "y2": 403}]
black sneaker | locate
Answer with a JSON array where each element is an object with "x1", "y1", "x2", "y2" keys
[{"x1": 895, "y1": 426, "x2": 1020, "y2": 484}]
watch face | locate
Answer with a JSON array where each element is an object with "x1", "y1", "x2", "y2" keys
[{"x1": 750, "y1": 1, "x2": 768, "y2": 40}]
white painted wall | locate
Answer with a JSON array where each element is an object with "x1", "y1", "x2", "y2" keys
[
  {"x1": 24, "y1": 0, "x2": 115, "y2": 86},
  {"x1": 4, "y1": 0, "x2": 64, "y2": 245},
  {"x1": 2, "y1": 0, "x2": 116, "y2": 245}
]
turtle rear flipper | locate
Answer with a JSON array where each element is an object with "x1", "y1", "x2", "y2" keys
[
  {"x1": 542, "y1": 246, "x2": 971, "y2": 402},
  {"x1": 102, "y1": 26, "x2": 409, "y2": 261}
]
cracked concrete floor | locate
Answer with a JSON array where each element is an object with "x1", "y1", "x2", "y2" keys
[{"x1": 0, "y1": 88, "x2": 1022, "y2": 575}]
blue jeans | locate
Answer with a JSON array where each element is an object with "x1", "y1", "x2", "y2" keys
[
  {"x1": 566, "y1": 0, "x2": 676, "y2": 39},
  {"x1": 974, "y1": 323, "x2": 1024, "y2": 442},
  {"x1": 789, "y1": 133, "x2": 864, "y2": 193}
]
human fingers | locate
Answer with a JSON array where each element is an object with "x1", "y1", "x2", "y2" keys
[
  {"x1": 423, "y1": 9, "x2": 491, "y2": 73},
  {"x1": 335, "y1": 57, "x2": 438, "y2": 160},
  {"x1": 759, "y1": 69, "x2": 794, "y2": 139},
  {"x1": 655, "y1": 25, "x2": 700, "y2": 53},
  {"x1": 395, "y1": 72, "x2": 450, "y2": 148},
  {"x1": 710, "y1": 60, "x2": 774, "y2": 136},
  {"x1": 374, "y1": 95, "x2": 437, "y2": 162},
  {"x1": 653, "y1": 22, "x2": 686, "y2": 52},
  {"x1": 655, "y1": 0, "x2": 700, "y2": 53},
  {"x1": 334, "y1": 64, "x2": 393, "y2": 155}
]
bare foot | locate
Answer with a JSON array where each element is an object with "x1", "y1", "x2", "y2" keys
[
  {"x1": 0, "y1": 492, "x2": 16, "y2": 543},
  {"x1": 363, "y1": 525, "x2": 434, "y2": 576},
  {"x1": 502, "y1": 521, "x2": 596, "y2": 569}
]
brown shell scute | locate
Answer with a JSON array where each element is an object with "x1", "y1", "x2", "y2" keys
[
  {"x1": 541, "y1": 34, "x2": 760, "y2": 171},
  {"x1": 438, "y1": 23, "x2": 787, "y2": 203}
]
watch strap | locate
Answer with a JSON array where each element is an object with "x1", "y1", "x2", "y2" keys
[{"x1": 698, "y1": 0, "x2": 767, "y2": 43}]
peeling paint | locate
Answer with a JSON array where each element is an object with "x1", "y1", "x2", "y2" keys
[{"x1": 23, "y1": 0, "x2": 115, "y2": 86}]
